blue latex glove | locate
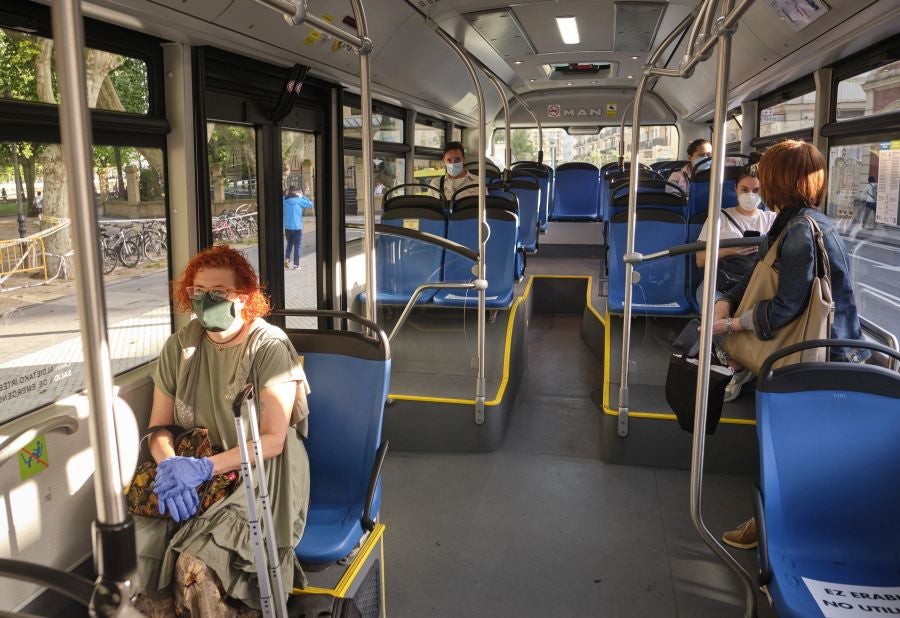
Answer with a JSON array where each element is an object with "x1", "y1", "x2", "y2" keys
[
  {"x1": 159, "y1": 486, "x2": 200, "y2": 523},
  {"x1": 153, "y1": 456, "x2": 213, "y2": 521},
  {"x1": 156, "y1": 456, "x2": 214, "y2": 490}
]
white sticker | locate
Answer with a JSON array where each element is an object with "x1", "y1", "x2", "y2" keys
[{"x1": 802, "y1": 578, "x2": 900, "y2": 617}]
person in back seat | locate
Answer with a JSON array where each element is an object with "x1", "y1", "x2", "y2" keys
[
  {"x1": 132, "y1": 245, "x2": 310, "y2": 617},
  {"x1": 695, "y1": 165, "x2": 776, "y2": 402},
  {"x1": 667, "y1": 138, "x2": 712, "y2": 196},
  {"x1": 431, "y1": 141, "x2": 478, "y2": 203}
]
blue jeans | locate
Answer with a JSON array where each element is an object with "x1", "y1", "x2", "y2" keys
[{"x1": 284, "y1": 228, "x2": 302, "y2": 266}]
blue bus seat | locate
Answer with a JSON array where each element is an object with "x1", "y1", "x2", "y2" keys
[
  {"x1": 754, "y1": 340, "x2": 900, "y2": 618},
  {"x1": 288, "y1": 322, "x2": 391, "y2": 566},
  {"x1": 610, "y1": 180, "x2": 687, "y2": 215},
  {"x1": 434, "y1": 196, "x2": 519, "y2": 308},
  {"x1": 382, "y1": 183, "x2": 447, "y2": 212},
  {"x1": 491, "y1": 174, "x2": 540, "y2": 253},
  {"x1": 376, "y1": 204, "x2": 447, "y2": 305},
  {"x1": 607, "y1": 208, "x2": 690, "y2": 315},
  {"x1": 511, "y1": 162, "x2": 551, "y2": 232},
  {"x1": 552, "y1": 161, "x2": 600, "y2": 221}
]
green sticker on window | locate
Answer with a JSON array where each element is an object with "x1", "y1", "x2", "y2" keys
[{"x1": 18, "y1": 434, "x2": 49, "y2": 481}]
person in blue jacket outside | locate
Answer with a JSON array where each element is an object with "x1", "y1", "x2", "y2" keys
[{"x1": 283, "y1": 186, "x2": 313, "y2": 270}]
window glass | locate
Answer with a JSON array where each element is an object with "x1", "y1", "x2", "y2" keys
[
  {"x1": 452, "y1": 127, "x2": 463, "y2": 143},
  {"x1": 414, "y1": 157, "x2": 444, "y2": 185},
  {"x1": 726, "y1": 114, "x2": 743, "y2": 144},
  {"x1": 494, "y1": 126, "x2": 678, "y2": 167},
  {"x1": 342, "y1": 106, "x2": 403, "y2": 143},
  {"x1": 826, "y1": 142, "x2": 900, "y2": 342},
  {"x1": 415, "y1": 122, "x2": 444, "y2": 149},
  {"x1": 835, "y1": 60, "x2": 900, "y2": 122},
  {"x1": 281, "y1": 130, "x2": 318, "y2": 328},
  {"x1": 0, "y1": 142, "x2": 169, "y2": 422},
  {"x1": 206, "y1": 122, "x2": 258, "y2": 250},
  {"x1": 0, "y1": 27, "x2": 150, "y2": 114},
  {"x1": 759, "y1": 92, "x2": 816, "y2": 137}
]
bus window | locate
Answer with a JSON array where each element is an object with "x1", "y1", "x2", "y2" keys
[
  {"x1": 835, "y1": 59, "x2": 900, "y2": 122},
  {"x1": 827, "y1": 142, "x2": 900, "y2": 343},
  {"x1": 760, "y1": 92, "x2": 816, "y2": 137},
  {"x1": 206, "y1": 122, "x2": 258, "y2": 249},
  {"x1": 282, "y1": 130, "x2": 318, "y2": 329},
  {"x1": 415, "y1": 122, "x2": 444, "y2": 150},
  {"x1": 493, "y1": 126, "x2": 678, "y2": 167},
  {"x1": 0, "y1": 27, "x2": 149, "y2": 115},
  {"x1": 0, "y1": 142, "x2": 170, "y2": 423}
]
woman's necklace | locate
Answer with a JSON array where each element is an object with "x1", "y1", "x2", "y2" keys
[{"x1": 205, "y1": 325, "x2": 244, "y2": 353}]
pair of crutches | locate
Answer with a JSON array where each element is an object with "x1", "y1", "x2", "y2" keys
[{"x1": 231, "y1": 384, "x2": 289, "y2": 618}]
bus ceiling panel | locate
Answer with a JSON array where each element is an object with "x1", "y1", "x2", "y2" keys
[
  {"x1": 505, "y1": 89, "x2": 676, "y2": 126},
  {"x1": 669, "y1": 0, "x2": 898, "y2": 122}
]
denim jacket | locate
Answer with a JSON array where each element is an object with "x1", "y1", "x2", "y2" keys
[{"x1": 724, "y1": 207, "x2": 869, "y2": 362}]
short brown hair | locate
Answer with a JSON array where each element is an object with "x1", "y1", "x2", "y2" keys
[{"x1": 757, "y1": 140, "x2": 826, "y2": 210}]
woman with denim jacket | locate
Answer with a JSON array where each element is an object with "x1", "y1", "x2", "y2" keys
[
  {"x1": 713, "y1": 140, "x2": 869, "y2": 551},
  {"x1": 712, "y1": 140, "x2": 869, "y2": 363}
]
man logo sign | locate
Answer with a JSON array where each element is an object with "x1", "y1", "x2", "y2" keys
[{"x1": 547, "y1": 104, "x2": 561, "y2": 118}]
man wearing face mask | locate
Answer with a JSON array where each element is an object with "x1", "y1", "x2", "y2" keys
[
  {"x1": 667, "y1": 138, "x2": 713, "y2": 196},
  {"x1": 695, "y1": 165, "x2": 775, "y2": 297},
  {"x1": 430, "y1": 141, "x2": 479, "y2": 204}
]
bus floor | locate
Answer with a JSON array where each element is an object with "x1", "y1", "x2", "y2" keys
[{"x1": 381, "y1": 312, "x2": 777, "y2": 618}]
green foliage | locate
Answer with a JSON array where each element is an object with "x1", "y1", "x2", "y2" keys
[
  {"x1": 0, "y1": 30, "x2": 41, "y2": 102},
  {"x1": 107, "y1": 57, "x2": 148, "y2": 114},
  {"x1": 510, "y1": 130, "x2": 536, "y2": 162}
]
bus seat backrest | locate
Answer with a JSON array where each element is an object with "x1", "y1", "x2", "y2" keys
[
  {"x1": 289, "y1": 329, "x2": 390, "y2": 566},
  {"x1": 382, "y1": 193, "x2": 445, "y2": 214},
  {"x1": 688, "y1": 165, "x2": 744, "y2": 218},
  {"x1": 490, "y1": 176, "x2": 540, "y2": 252},
  {"x1": 552, "y1": 162, "x2": 600, "y2": 220},
  {"x1": 607, "y1": 208, "x2": 690, "y2": 315},
  {"x1": 512, "y1": 163, "x2": 552, "y2": 230},
  {"x1": 755, "y1": 361, "x2": 900, "y2": 616},
  {"x1": 434, "y1": 207, "x2": 519, "y2": 308},
  {"x1": 377, "y1": 206, "x2": 448, "y2": 304}
]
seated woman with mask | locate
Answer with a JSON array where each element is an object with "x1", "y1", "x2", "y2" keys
[
  {"x1": 695, "y1": 165, "x2": 776, "y2": 298},
  {"x1": 133, "y1": 245, "x2": 310, "y2": 617}
]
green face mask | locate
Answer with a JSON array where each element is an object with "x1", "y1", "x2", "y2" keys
[{"x1": 191, "y1": 293, "x2": 236, "y2": 332}]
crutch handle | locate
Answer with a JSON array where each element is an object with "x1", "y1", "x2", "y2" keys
[{"x1": 232, "y1": 383, "x2": 254, "y2": 417}]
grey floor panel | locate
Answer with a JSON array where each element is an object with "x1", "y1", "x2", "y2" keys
[
  {"x1": 380, "y1": 268, "x2": 769, "y2": 617},
  {"x1": 653, "y1": 469, "x2": 776, "y2": 618}
]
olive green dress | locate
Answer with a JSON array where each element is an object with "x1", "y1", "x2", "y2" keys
[{"x1": 134, "y1": 320, "x2": 309, "y2": 607}]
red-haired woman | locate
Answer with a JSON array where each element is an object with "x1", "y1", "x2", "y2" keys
[{"x1": 133, "y1": 245, "x2": 310, "y2": 616}]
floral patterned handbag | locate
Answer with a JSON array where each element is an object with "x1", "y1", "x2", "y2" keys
[{"x1": 124, "y1": 427, "x2": 240, "y2": 518}]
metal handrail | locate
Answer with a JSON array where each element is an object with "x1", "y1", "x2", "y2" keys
[
  {"x1": 485, "y1": 72, "x2": 512, "y2": 176},
  {"x1": 618, "y1": 0, "x2": 760, "y2": 616},
  {"x1": 407, "y1": 12, "x2": 488, "y2": 425},
  {"x1": 0, "y1": 413, "x2": 79, "y2": 468},
  {"x1": 345, "y1": 222, "x2": 479, "y2": 261},
  {"x1": 860, "y1": 315, "x2": 900, "y2": 371},
  {"x1": 388, "y1": 282, "x2": 478, "y2": 344}
]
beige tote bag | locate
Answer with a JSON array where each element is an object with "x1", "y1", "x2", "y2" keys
[{"x1": 723, "y1": 215, "x2": 834, "y2": 375}]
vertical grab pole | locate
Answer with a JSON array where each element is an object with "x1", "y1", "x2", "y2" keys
[
  {"x1": 349, "y1": 0, "x2": 377, "y2": 325},
  {"x1": 485, "y1": 72, "x2": 511, "y2": 175},
  {"x1": 426, "y1": 22, "x2": 488, "y2": 423},
  {"x1": 618, "y1": 97, "x2": 634, "y2": 168},
  {"x1": 689, "y1": 3, "x2": 758, "y2": 617},
  {"x1": 51, "y1": 1, "x2": 137, "y2": 613},
  {"x1": 616, "y1": 10, "x2": 698, "y2": 438}
]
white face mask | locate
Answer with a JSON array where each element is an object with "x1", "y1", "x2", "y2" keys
[
  {"x1": 446, "y1": 162, "x2": 464, "y2": 177},
  {"x1": 737, "y1": 193, "x2": 761, "y2": 212}
]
